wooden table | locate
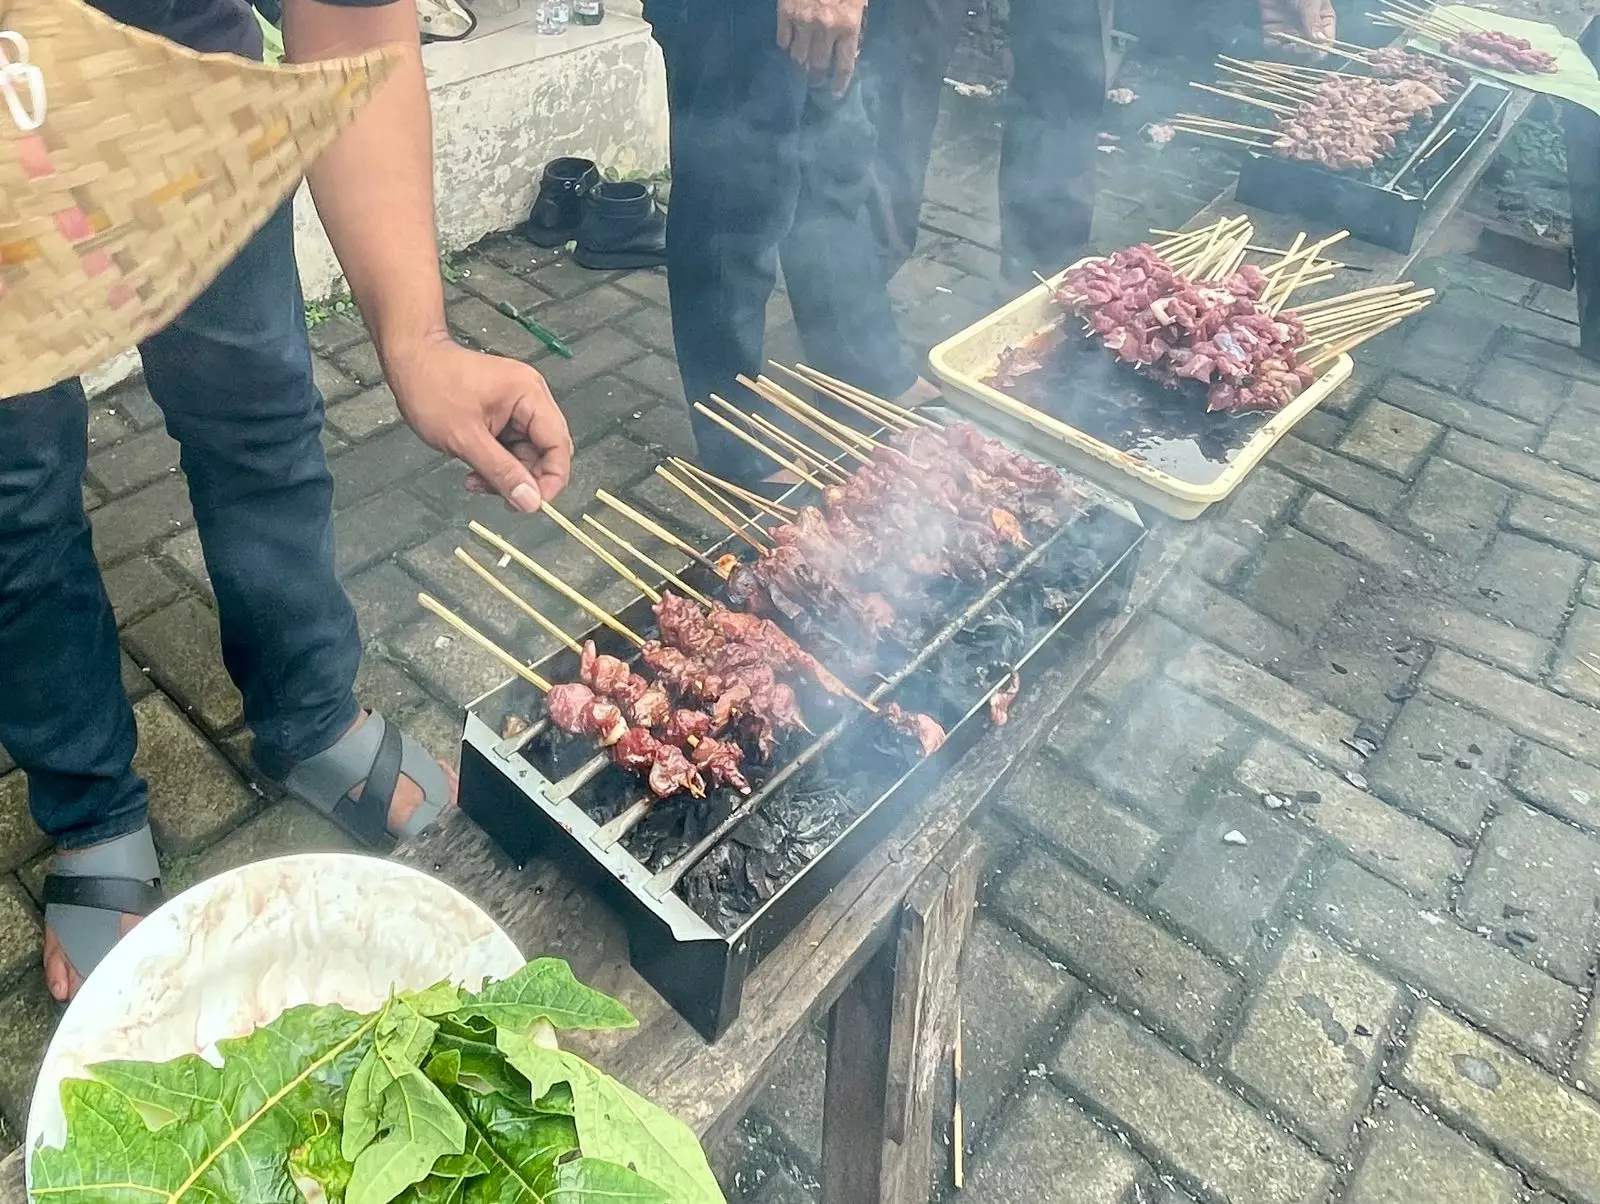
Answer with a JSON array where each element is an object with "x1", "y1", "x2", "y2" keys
[{"x1": 0, "y1": 8, "x2": 1586, "y2": 1197}]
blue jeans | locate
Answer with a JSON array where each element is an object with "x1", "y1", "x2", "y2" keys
[
  {"x1": 0, "y1": 202, "x2": 361, "y2": 849},
  {"x1": 647, "y1": 0, "x2": 916, "y2": 483}
]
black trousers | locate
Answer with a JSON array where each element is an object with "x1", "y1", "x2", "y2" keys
[
  {"x1": 863, "y1": 0, "x2": 1111, "y2": 280},
  {"x1": 645, "y1": 0, "x2": 916, "y2": 484}
]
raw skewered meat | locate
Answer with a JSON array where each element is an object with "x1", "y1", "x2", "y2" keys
[
  {"x1": 545, "y1": 682, "x2": 628, "y2": 746},
  {"x1": 1270, "y1": 74, "x2": 1446, "y2": 172},
  {"x1": 1367, "y1": 45, "x2": 1461, "y2": 94},
  {"x1": 688, "y1": 735, "x2": 751, "y2": 794},
  {"x1": 611, "y1": 727, "x2": 707, "y2": 798},
  {"x1": 884, "y1": 703, "x2": 947, "y2": 757},
  {"x1": 1445, "y1": 28, "x2": 1556, "y2": 73},
  {"x1": 1054, "y1": 244, "x2": 1314, "y2": 414}
]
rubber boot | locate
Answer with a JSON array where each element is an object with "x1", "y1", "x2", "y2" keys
[
  {"x1": 525, "y1": 157, "x2": 600, "y2": 248},
  {"x1": 572, "y1": 180, "x2": 668, "y2": 270}
]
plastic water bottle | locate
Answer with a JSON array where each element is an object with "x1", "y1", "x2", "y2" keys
[
  {"x1": 573, "y1": 0, "x2": 602, "y2": 24},
  {"x1": 536, "y1": 0, "x2": 569, "y2": 34}
]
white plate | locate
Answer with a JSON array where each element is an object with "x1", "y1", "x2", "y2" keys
[{"x1": 25, "y1": 852, "x2": 523, "y2": 1191}]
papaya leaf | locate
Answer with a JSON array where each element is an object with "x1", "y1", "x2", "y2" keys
[
  {"x1": 400, "y1": 982, "x2": 463, "y2": 1019},
  {"x1": 545, "y1": 1157, "x2": 673, "y2": 1204},
  {"x1": 449, "y1": 1088, "x2": 581, "y2": 1203},
  {"x1": 400, "y1": 1150, "x2": 486, "y2": 1204},
  {"x1": 344, "y1": 998, "x2": 442, "y2": 1163},
  {"x1": 32, "y1": 1004, "x2": 377, "y2": 1203},
  {"x1": 346, "y1": 1066, "x2": 465, "y2": 1204},
  {"x1": 497, "y1": 1032, "x2": 724, "y2": 1204},
  {"x1": 531, "y1": 1083, "x2": 574, "y2": 1118},
  {"x1": 424, "y1": 1043, "x2": 525, "y2": 1099},
  {"x1": 451, "y1": 960, "x2": 635, "y2": 1033},
  {"x1": 289, "y1": 1110, "x2": 354, "y2": 1203},
  {"x1": 90, "y1": 1053, "x2": 220, "y2": 1131}
]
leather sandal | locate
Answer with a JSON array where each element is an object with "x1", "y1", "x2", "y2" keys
[
  {"x1": 280, "y1": 711, "x2": 449, "y2": 848},
  {"x1": 44, "y1": 825, "x2": 164, "y2": 985}
]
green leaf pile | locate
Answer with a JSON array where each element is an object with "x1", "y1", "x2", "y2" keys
[{"x1": 30, "y1": 958, "x2": 724, "y2": 1204}]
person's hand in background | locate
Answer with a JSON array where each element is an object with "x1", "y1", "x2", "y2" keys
[
  {"x1": 777, "y1": 0, "x2": 868, "y2": 95},
  {"x1": 1259, "y1": 0, "x2": 1338, "y2": 47}
]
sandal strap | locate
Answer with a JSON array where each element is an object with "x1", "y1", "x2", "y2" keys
[
  {"x1": 334, "y1": 720, "x2": 403, "y2": 848},
  {"x1": 43, "y1": 874, "x2": 163, "y2": 916},
  {"x1": 284, "y1": 711, "x2": 449, "y2": 848}
]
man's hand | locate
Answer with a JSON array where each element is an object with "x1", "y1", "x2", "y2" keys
[
  {"x1": 777, "y1": 0, "x2": 868, "y2": 95},
  {"x1": 1260, "y1": 0, "x2": 1338, "y2": 46},
  {"x1": 386, "y1": 334, "x2": 573, "y2": 512}
]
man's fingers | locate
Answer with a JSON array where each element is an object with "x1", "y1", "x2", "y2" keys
[
  {"x1": 455, "y1": 427, "x2": 543, "y2": 513},
  {"x1": 831, "y1": 31, "x2": 861, "y2": 94},
  {"x1": 776, "y1": 11, "x2": 795, "y2": 51},
  {"x1": 786, "y1": 22, "x2": 818, "y2": 76}
]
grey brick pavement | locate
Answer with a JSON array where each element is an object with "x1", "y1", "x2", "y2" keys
[{"x1": 4, "y1": 57, "x2": 1600, "y2": 1204}]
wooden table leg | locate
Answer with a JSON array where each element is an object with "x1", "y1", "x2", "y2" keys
[
  {"x1": 820, "y1": 828, "x2": 982, "y2": 1204},
  {"x1": 1564, "y1": 16, "x2": 1600, "y2": 360}
]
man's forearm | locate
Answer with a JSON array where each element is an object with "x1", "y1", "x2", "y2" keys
[{"x1": 283, "y1": 0, "x2": 446, "y2": 361}]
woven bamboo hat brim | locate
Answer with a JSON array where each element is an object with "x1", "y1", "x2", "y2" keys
[{"x1": 0, "y1": 0, "x2": 396, "y2": 397}]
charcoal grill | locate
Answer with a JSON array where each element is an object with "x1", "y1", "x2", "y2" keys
[
  {"x1": 453, "y1": 424, "x2": 1146, "y2": 1039},
  {"x1": 1235, "y1": 77, "x2": 1512, "y2": 253}
]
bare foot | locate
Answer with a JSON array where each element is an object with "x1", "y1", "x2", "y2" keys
[
  {"x1": 895, "y1": 377, "x2": 944, "y2": 410},
  {"x1": 44, "y1": 906, "x2": 140, "y2": 1002},
  {"x1": 341, "y1": 710, "x2": 460, "y2": 834}
]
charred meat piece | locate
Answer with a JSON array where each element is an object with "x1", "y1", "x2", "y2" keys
[
  {"x1": 579, "y1": 640, "x2": 648, "y2": 706},
  {"x1": 989, "y1": 671, "x2": 1022, "y2": 727},
  {"x1": 628, "y1": 682, "x2": 672, "y2": 729},
  {"x1": 664, "y1": 707, "x2": 713, "y2": 744},
  {"x1": 611, "y1": 728, "x2": 706, "y2": 798},
  {"x1": 884, "y1": 703, "x2": 947, "y2": 758}
]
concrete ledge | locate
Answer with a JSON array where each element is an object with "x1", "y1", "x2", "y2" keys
[{"x1": 91, "y1": 10, "x2": 668, "y2": 396}]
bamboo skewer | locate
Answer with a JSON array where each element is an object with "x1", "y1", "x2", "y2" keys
[
  {"x1": 1579, "y1": 654, "x2": 1600, "y2": 683},
  {"x1": 542, "y1": 501, "x2": 664, "y2": 605},
  {"x1": 1171, "y1": 126, "x2": 1275, "y2": 150},
  {"x1": 1269, "y1": 29, "x2": 1372, "y2": 60},
  {"x1": 453, "y1": 548, "x2": 583, "y2": 654},
  {"x1": 749, "y1": 373, "x2": 883, "y2": 451},
  {"x1": 1303, "y1": 315, "x2": 1406, "y2": 372},
  {"x1": 1188, "y1": 81, "x2": 1295, "y2": 114},
  {"x1": 670, "y1": 457, "x2": 799, "y2": 520},
  {"x1": 417, "y1": 593, "x2": 552, "y2": 692},
  {"x1": 704, "y1": 391, "x2": 847, "y2": 482},
  {"x1": 655, "y1": 465, "x2": 773, "y2": 553},
  {"x1": 584, "y1": 514, "x2": 714, "y2": 608},
  {"x1": 469, "y1": 520, "x2": 645, "y2": 647},
  {"x1": 755, "y1": 393, "x2": 884, "y2": 465},
  {"x1": 790, "y1": 362, "x2": 944, "y2": 430},
  {"x1": 694, "y1": 401, "x2": 829, "y2": 490},
  {"x1": 1173, "y1": 113, "x2": 1280, "y2": 136},
  {"x1": 1264, "y1": 232, "x2": 1306, "y2": 312},
  {"x1": 597, "y1": 489, "x2": 727, "y2": 577},
  {"x1": 741, "y1": 374, "x2": 879, "y2": 460},
  {"x1": 770, "y1": 365, "x2": 913, "y2": 434}
]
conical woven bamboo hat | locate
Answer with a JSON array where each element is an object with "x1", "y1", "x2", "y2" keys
[{"x1": 0, "y1": 0, "x2": 395, "y2": 397}]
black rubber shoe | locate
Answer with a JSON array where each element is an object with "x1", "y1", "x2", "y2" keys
[
  {"x1": 525, "y1": 157, "x2": 600, "y2": 248},
  {"x1": 573, "y1": 181, "x2": 668, "y2": 270}
]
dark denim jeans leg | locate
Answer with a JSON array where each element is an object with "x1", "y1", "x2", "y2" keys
[
  {"x1": 653, "y1": 0, "x2": 913, "y2": 484},
  {"x1": 0, "y1": 380, "x2": 146, "y2": 850},
  {"x1": 139, "y1": 201, "x2": 362, "y2": 780}
]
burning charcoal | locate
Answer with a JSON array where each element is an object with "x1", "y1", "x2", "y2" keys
[
  {"x1": 500, "y1": 714, "x2": 532, "y2": 740},
  {"x1": 1294, "y1": 790, "x2": 1322, "y2": 806},
  {"x1": 1468, "y1": 743, "x2": 1484, "y2": 756},
  {"x1": 1418, "y1": 751, "x2": 1444, "y2": 763},
  {"x1": 1043, "y1": 587, "x2": 1074, "y2": 614},
  {"x1": 1455, "y1": 758, "x2": 1474, "y2": 770}
]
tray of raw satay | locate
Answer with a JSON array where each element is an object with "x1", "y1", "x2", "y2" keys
[{"x1": 928, "y1": 217, "x2": 1434, "y2": 518}]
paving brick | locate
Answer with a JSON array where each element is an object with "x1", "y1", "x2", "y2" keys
[
  {"x1": 1473, "y1": 533, "x2": 1584, "y2": 638},
  {"x1": 1169, "y1": 642, "x2": 1360, "y2": 770},
  {"x1": 1399, "y1": 1003, "x2": 1600, "y2": 1203},
  {"x1": 525, "y1": 255, "x2": 617, "y2": 299},
  {"x1": 1378, "y1": 375, "x2": 1540, "y2": 448},
  {"x1": 1084, "y1": 679, "x2": 1237, "y2": 822},
  {"x1": 1296, "y1": 492, "x2": 1421, "y2": 576},
  {"x1": 1157, "y1": 572, "x2": 1296, "y2": 668},
  {"x1": 388, "y1": 618, "x2": 530, "y2": 708},
  {"x1": 446, "y1": 295, "x2": 551, "y2": 362},
  {"x1": 101, "y1": 556, "x2": 181, "y2": 629},
  {"x1": 0, "y1": 881, "x2": 41, "y2": 995},
  {"x1": 453, "y1": 257, "x2": 553, "y2": 313},
  {"x1": 1291, "y1": 409, "x2": 1348, "y2": 450},
  {"x1": 325, "y1": 384, "x2": 400, "y2": 442},
  {"x1": 1057, "y1": 1005, "x2": 1330, "y2": 1204},
  {"x1": 1425, "y1": 649, "x2": 1600, "y2": 767},
  {"x1": 354, "y1": 651, "x2": 429, "y2": 721},
  {"x1": 617, "y1": 353, "x2": 686, "y2": 405},
  {"x1": 85, "y1": 400, "x2": 131, "y2": 451},
  {"x1": 995, "y1": 757, "x2": 1161, "y2": 886},
  {"x1": 1509, "y1": 493, "x2": 1600, "y2": 560},
  {"x1": 1084, "y1": 613, "x2": 1188, "y2": 707},
  {"x1": 1294, "y1": 616, "x2": 1419, "y2": 728},
  {"x1": 1226, "y1": 928, "x2": 1399, "y2": 1154},
  {"x1": 535, "y1": 330, "x2": 650, "y2": 399},
  {"x1": 307, "y1": 311, "x2": 368, "y2": 356},
  {"x1": 1338, "y1": 401, "x2": 1442, "y2": 478},
  {"x1": 1530, "y1": 284, "x2": 1580, "y2": 323},
  {"x1": 1586, "y1": 563, "x2": 1600, "y2": 609},
  {"x1": 121, "y1": 650, "x2": 154, "y2": 701},
  {"x1": 1390, "y1": 311, "x2": 1495, "y2": 392},
  {"x1": 1153, "y1": 797, "x2": 1309, "y2": 965},
  {"x1": 959, "y1": 915, "x2": 1080, "y2": 1131},
  {"x1": 752, "y1": 1026, "x2": 824, "y2": 1165},
  {"x1": 0, "y1": 974, "x2": 57, "y2": 1138},
  {"x1": 964, "y1": 1083, "x2": 1146, "y2": 1203},
  {"x1": 1446, "y1": 432, "x2": 1600, "y2": 518},
  {"x1": 993, "y1": 851, "x2": 1236, "y2": 1051},
  {"x1": 1244, "y1": 529, "x2": 1360, "y2": 638},
  {"x1": 1541, "y1": 408, "x2": 1600, "y2": 483},
  {"x1": 332, "y1": 340, "x2": 386, "y2": 388},
  {"x1": 627, "y1": 472, "x2": 746, "y2": 546},
  {"x1": 1271, "y1": 439, "x2": 1403, "y2": 517},
  {"x1": 1369, "y1": 696, "x2": 1516, "y2": 839},
  {"x1": 123, "y1": 597, "x2": 242, "y2": 733},
  {"x1": 398, "y1": 529, "x2": 563, "y2": 648},
  {"x1": 90, "y1": 477, "x2": 195, "y2": 564},
  {"x1": 616, "y1": 268, "x2": 669, "y2": 307},
  {"x1": 1184, "y1": 530, "x2": 1251, "y2": 586},
  {"x1": 1415, "y1": 256, "x2": 1538, "y2": 306},
  {"x1": 1410, "y1": 605, "x2": 1549, "y2": 679},
  {"x1": 159, "y1": 526, "x2": 210, "y2": 597},
  {"x1": 344, "y1": 561, "x2": 425, "y2": 638},
  {"x1": 88, "y1": 426, "x2": 181, "y2": 496},
  {"x1": 1239, "y1": 739, "x2": 1466, "y2": 901},
  {"x1": 181, "y1": 800, "x2": 357, "y2": 891},
  {"x1": 546, "y1": 283, "x2": 645, "y2": 339},
  {"x1": 1502, "y1": 331, "x2": 1600, "y2": 388},
  {"x1": 1404, "y1": 459, "x2": 1510, "y2": 561},
  {"x1": 1512, "y1": 741, "x2": 1600, "y2": 831},
  {"x1": 1221, "y1": 464, "x2": 1303, "y2": 538},
  {"x1": 621, "y1": 401, "x2": 697, "y2": 461},
  {"x1": 1346, "y1": 1095, "x2": 1520, "y2": 1204},
  {"x1": 312, "y1": 356, "x2": 359, "y2": 406},
  {"x1": 135, "y1": 693, "x2": 259, "y2": 855},
  {"x1": 106, "y1": 378, "x2": 163, "y2": 430},
  {"x1": 1554, "y1": 604, "x2": 1600, "y2": 706},
  {"x1": 333, "y1": 489, "x2": 441, "y2": 577},
  {"x1": 1459, "y1": 805, "x2": 1600, "y2": 987},
  {"x1": 330, "y1": 425, "x2": 444, "y2": 512},
  {"x1": 0, "y1": 777, "x2": 46, "y2": 875},
  {"x1": 1311, "y1": 858, "x2": 1579, "y2": 1062},
  {"x1": 558, "y1": 374, "x2": 662, "y2": 447}
]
